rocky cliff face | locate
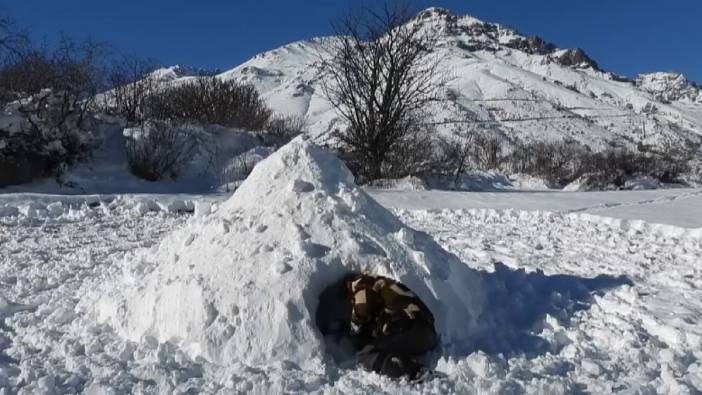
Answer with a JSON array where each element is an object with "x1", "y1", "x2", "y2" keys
[{"x1": 636, "y1": 72, "x2": 702, "y2": 104}]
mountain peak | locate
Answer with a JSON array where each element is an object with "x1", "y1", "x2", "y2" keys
[{"x1": 417, "y1": 6, "x2": 453, "y2": 17}]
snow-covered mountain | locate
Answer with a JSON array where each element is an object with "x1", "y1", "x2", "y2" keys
[
  {"x1": 635, "y1": 72, "x2": 702, "y2": 104},
  {"x1": 150, "y1": 65, "x2": 222, "y2": 82},
  {"x1": 162, "y1": 7, "x2": 702, "y2": 152}
]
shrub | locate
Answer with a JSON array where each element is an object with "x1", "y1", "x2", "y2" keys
[
  {"x1": 0, "y1": 37, "x2": 108, "y2": 104},
  {"x1": 143, "y1": 77, "x2": 272, "y2": 131},
  {"x1": 0, "y1": 89, "x2": 99, "y2": 186},
  {"x1": 125, "y1": 121, "x2": 201, "y2": 181},
  {"x1": 0, "y1": 36, "x2": 108, "y2": 186},
  {"x1": 262, "y1": 114, "x2": 306, "y2": 147},
  {"x1": 434, "y1": 131, "x2": 694, "y2": 189}
]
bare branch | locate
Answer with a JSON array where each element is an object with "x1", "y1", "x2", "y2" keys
[{"x1": 319, "y1": 2, "x2": 450, "y2": 181}]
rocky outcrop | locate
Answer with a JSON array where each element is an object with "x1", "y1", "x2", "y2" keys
[
  {"x1": 636, "y1": 72, "x2": 701, "y2": 103},
  {"x1": 504, "y1": 35, "x2": 556, "y2": 55},
  {"x1": 552, "y1": 48, "x2": 600, "y2": 70}
]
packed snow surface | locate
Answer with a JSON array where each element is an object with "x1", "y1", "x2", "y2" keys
[
  {"x1": 1, "y1": 194, "x2": 701, "y2": 393},
  {"x1": 371, "y1": 188, "x2": 702, "y2": 230}
]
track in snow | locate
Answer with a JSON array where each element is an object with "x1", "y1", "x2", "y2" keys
[
  {"x1": 396, "y1": 208, "x2": 702, "y2": 393},
  {"x1": 0, "y1": 199, "x2": 700, "y2": 393}
]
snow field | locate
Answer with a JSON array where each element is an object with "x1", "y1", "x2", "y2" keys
[
  {"x1": 371, "y1": 188, "x2": 702, "y2": 230},
  {"x1": 398, "y1": 208, "x2": 702, "y2": 393},
  {"x1": 1, "y1": 193, "x2": 701, "y2": 393},
  {"x1": 0, "y1": 198, "x2": 702, "y2": 393},
  {"x1": 1, "y1": 140, "x2": 701, "y2": 393},
  {"x1": 0, "y1": 204, "x2": 191, "y2": 394}
]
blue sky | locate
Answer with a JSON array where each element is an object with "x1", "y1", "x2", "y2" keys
[{"x1": 2, "y1": 0, "x2": 700, "y2": 82}]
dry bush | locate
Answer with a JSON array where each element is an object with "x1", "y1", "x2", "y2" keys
[
  {"x1": 125, "y1": 122, "x2": 201, "y2": 181},
  {"x1": 434, "y1": 129, "x2": 693, "y2": 189},
  {"x1": 143, "y1": 77, "x2": 271, "y2": 131},
  {"x1": 263, "y1": 114, "x2": 306, "y2": 147},
  {"x1": 505, "y1": 140, "x2": 691, "y2": 187}
]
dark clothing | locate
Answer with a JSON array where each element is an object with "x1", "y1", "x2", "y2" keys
[
  {"x1": 346, "y1": 274, "x2": 435, "y2": 339},
  {"x1": 345, "y1": 274, "x2": 438, "y2": 379},
  {"x1": 316, "y1": 273, "x2": 438, "y2": 379},
  {"x1": 356, "y1": 320, "x2": 438, "y2": 378}
]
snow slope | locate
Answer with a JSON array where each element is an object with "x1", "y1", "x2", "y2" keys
[{"x1": 187, "y1": 8, "x2": 702, "y2": 151}]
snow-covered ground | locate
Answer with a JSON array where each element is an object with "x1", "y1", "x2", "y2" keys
[
  {"x1": 371, "y1": 188, "x2": 702, "y2": 230},
  {"x1": 1, "y1": 141, "x2": 701, "y2": 394}
]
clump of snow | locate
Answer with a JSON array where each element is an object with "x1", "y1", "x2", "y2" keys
[
  {"x1": 562, "y1": 174, "x2": 613, "y2": 192},
  {"x1": 97, "y1": 137, "x2": 487, "y2": 369},
  {"x1": 428, "y1": 171, "x2": 514, "y2": 191},
  {"x1": 367, "y1": 172, "x2": 556, "y2": 192},
  {"x1": 218, "y1": 145, "x2": 276, "y2": 191},
  {"x1": 507, "y1": 173, "x2": 556, "y2": 191},
  {"x1": 366, "y1": 176, "x2": 429, "y2": 191},
  {"x1": 564, "y1": 174, "x2": 669, "y2": 192},
  {"x1": 623, "y1": 175, "x2": 661, "y2": 190}
]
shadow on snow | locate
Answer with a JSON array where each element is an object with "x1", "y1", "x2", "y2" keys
[{"x1": 460, "y1": 262, "x2": 633, "y2": 358}]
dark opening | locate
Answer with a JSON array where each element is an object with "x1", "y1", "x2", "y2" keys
[{"x1": 315, "y1": 272, "x2": 358, "y2": 365}]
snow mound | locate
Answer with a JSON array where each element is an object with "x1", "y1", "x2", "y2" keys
[{"x1": 96, "y1": 136, "x2": 487, "y2": 369}]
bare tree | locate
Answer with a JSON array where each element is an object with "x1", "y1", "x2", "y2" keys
[
  {"x1": 437, "y1": 133, "x2": 475, "y2": 188},
  {"x1": 106, "y1": 54, "x2": 159, "y2": 123},
  {"x1": 0, "y1": 13, "x2": 28, "y2": 58},
  {"x1": 471, "y1": 133, "x2": 507, "y2": 170},
  {"x1": 320, "y1": 2, "x2": 447, "y2": 181},
  {"x1": 0, "y1": 13, "x2": 29, "y2": 103},
  {"x1": 263, "y1": 114, "x2": 307, "y2": 147}
]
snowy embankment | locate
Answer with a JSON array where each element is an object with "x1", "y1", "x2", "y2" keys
[
  {"x1": 0, "y1": 139, "x2": 701, "y2": 393},
  {"x1": 2, "y1": 187, "x2": 701, "y2": 232},
  {"x1": 371, "y1": 188, "x2": 702, "y2": 232}
]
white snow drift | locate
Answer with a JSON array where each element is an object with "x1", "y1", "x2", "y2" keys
[{"x1": 97, "y1": 137, "x2": 487, "y2": 368}]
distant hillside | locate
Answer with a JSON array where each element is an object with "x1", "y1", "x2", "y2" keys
[{"x1": 153, "y1": 7, "x2": 702, "y2": 152}]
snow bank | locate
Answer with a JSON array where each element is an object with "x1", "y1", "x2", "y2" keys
[
  {"x1": 96, "y1": 136, "x2": 487, "y2": 369},
  {"x1": 366, "y1": 176, "x2": 429, "y2": 191}
]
